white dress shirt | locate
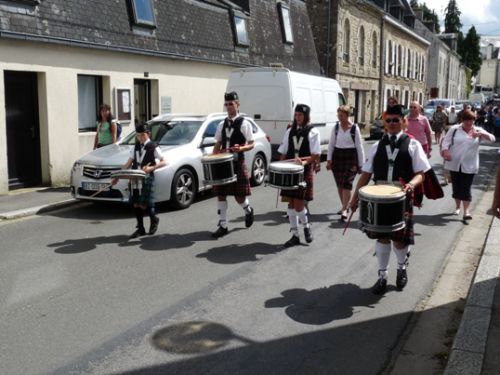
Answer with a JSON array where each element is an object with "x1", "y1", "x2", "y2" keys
[
  {"x1": 441, "y1": 124, "x2": 496, "y2": 174},
  {"x1": 277, "y1": 126, "x2": 321, "y2": 156},
  {"x1": 128, "y1": 139, "x2": 164, "y2": 165},
  {"x1": 327, "y1": 123, "x2": 365, "y2": 168},
  {"x1": 362, "y1": 132, "x2": 431, "y2": 174}
]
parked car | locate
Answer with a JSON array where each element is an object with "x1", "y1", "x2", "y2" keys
[
  {"x1": 423, "y1": 105, "x2": 435, "y2": 123},
  {"x1": 70, "y1": 113, "x2": 272, "y2": 209},
  {"x1": 369, "y1": 108, "x2": 410, "y2": 139},
  {"x1": 425, "y1": 98, "x2": 456, "y2": 113}
]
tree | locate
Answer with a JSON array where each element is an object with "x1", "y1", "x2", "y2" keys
[
  {"x1": 461, "y1": 26, "x2": 482, "y2": 76},
  {"x1": 421, "y1": 3, "x2": 441, "y2": 33},
  {"x1": 410, "y1": 0, "x2": 418, "y2": 7},
  {"x1": 444, "y1": 0, "x2": 462, "y2": 33}
]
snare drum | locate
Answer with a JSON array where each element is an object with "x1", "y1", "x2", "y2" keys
[
  {"x1": 201, "y1": 153, "x2": 237, "y2": 185},
  {"x1": 359, "y1": 185, "x2": 406, "y2": 233},
  {"x1": 267, "y1": 161, "x2": 305, "y2": 190},
  {"x1": 111, "y1": 169, "x2": 146, "y2": 180}
]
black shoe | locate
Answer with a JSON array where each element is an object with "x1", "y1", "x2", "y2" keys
[
  {"x1": 372, "y1": 278, "x2": 388, "y2": 295},
  {"x1": 304, "y1": 225, "x2": 313, "y2": 243},
  {"x1": 212, "y1": 225, "x2": 229, "y2": 238},
  {"x1": 396, "y1": 269, "x2": 408, "y2": 290},
  {"x1": 284, "y1": 234, "x2": 300, "y2": 248},
  {"x1": 245, "y1": 207, "x2": 254, "y2": 228},
  {"x1": 149, "y1": 216, "x2": 159, "y2": 235},
  {"x1": 130, "y1": 227, "x2": 146, "y2": 239}
]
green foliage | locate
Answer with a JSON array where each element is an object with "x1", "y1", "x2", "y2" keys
[
  {"x1": 444, "y1": 0, "x2": 462, "y2": 33},
  {"x1": 420, "y1": 3, "x2": 441, "y2": 33},
  {"x1": 461, "y1": 26, "x2": 482, "y2": 76}
]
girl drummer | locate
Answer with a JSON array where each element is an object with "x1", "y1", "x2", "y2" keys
[
  {"x1": 349, "y1": 105, "x2": 430, "y2": 295},
  {"x1": 277, "y1": 104, "x2": 321, "y2": 248}
]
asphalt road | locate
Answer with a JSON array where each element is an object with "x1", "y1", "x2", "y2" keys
[{"x1": 1, "y1": 141, "x2": 498, "y2": 375}]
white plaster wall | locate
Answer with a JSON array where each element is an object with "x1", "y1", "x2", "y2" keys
[{"x1": 0, "y1": 39, "x2": 232, "y2": 190}]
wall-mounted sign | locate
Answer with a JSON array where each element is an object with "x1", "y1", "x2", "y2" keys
[{"x1": 115, "y1": 87, "x2": 132, "y2": 123}]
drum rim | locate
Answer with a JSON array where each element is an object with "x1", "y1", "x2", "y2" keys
[
  {"x1": 359, "y1": 222, "x2": 406, "y2": 233},
  {"x1": 203, "y1": 175, "x2": 237, "y2": 185},
  {"x1": 268, "y1": 162, "x2": 304, "y2": 173},
  {"x1": 201, "y1": 153, "x2": 234, "y2": 162},
  {"x1": 359, "y1": 185, "x2": 405, "y2": 199}
]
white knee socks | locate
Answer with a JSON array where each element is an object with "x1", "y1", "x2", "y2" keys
[
  {"x1": 393, "y1": 245, "x2": 410, "y2": 270},
  {"x1": 217, "y1": 201, "x2": 228, "y2": 228},
  {"x1": 296, "y1": 208, "x2": 309, "y2": 227},
  {"x1": 375, "y1": 242, "x2": 391, "y2": 279},
  {"x1": 239, "y1": 198, "x2": 252, "y2": 214},
  {"x1": 288, "y1": 208, "x2": 299, "y2": 236}
]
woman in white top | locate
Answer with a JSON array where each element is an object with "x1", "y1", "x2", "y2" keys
[
  {"x1": 326, "y1": 105, "x2": 365, "y2": 221},
  {"x1": 441, "y1": 110, "x2": 496, "y2": 221}
]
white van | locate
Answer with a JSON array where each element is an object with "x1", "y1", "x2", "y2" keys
[{"x1": 226, "y1": 67, "x2": 346, "y2": 157}]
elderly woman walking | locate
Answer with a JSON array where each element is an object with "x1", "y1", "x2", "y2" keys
[
  {"x1": 326, "y1": 105, "x2": 365, "y2": 221},
  {"x1": 441, "y1": 110, "x2": 496, "y2": 222}
]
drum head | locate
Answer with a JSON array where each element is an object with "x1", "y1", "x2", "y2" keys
[
  {"x1": 359, "y1": 184, "x2": 404, "y2": 199},
  {"x1": 201, "y1": 153, "x2": 234, "y2": 163},
  {"x1": 269, "y1": 161, "x2": 304, "y2": 173}
]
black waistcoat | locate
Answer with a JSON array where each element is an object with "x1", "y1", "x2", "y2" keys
[
  {"x1": 221, "y1": 116, "x2": 246, "y2": 160},
  {"x1": 286, "y1": 125, "x2": 312, "y2": 159},
  {"x1": 133, "y1": 142, "x2": 157, "y2": 173},
  {"x1": 373, "y1": 134, "x2": 413, "y2": 183}
]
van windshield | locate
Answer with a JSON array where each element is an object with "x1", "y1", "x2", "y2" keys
[{"x1": 426, "y1": 99, "x2": 451, "y2": 108}]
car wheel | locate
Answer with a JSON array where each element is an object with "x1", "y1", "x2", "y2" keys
[
  {"x1": 250, "y1": 153, "x2": 266, "y2": 186},
  {"x1": 170, "y1": 168, "x2": 197, "y2": 209}
]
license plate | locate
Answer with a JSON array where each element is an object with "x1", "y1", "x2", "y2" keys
[{"x1": 82, "y1": 182, "x2": 108, "y2": 191}]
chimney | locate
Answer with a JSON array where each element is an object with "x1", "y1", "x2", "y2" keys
[{"x1": 413, "y1": 7, "x2": 424, "y2": 21}]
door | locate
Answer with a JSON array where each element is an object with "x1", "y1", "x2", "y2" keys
[
  {"x1": 4, "y1": 71, "x2": 41, "y2": 189},
  {"x1": 134, "y1": 79, "x2": 151, "y2": 125}
]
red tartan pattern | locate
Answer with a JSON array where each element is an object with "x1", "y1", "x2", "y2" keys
[
  {"x1": 213, "y1": 160, "x2": 251, "y2": 197},
  {"x1": 332, "y1": 147, "x2": 359, "y2": 190},
  {"x1": 280, "y1": 166, "x2": 314, "y2": 201}
]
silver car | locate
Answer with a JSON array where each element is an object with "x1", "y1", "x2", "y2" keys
[{"x1": 70, "y1": 113, "x2": 272, "y2": 209}]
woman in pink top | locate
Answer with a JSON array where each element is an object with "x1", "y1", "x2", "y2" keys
[{"x1": 405, "y1": 101, "x2": 432, "y2": 158}]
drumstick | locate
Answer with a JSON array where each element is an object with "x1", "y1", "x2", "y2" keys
[
  {"x1": 89, "y1": 183, "x2": 113, "y2": 198},
  {"x1": 342, "y1": 210, "x2": 355, "y2": 236},
  {"x1": 276, "y1": 188, "x2": 280, "y2": 208}
]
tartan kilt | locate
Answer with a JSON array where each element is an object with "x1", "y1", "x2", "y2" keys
[
  {"x1": 363, "y1": 194, "x2": 415, "y2": 245},
  {"x1": 130, "y1": 174, "x2": 155, "y2": 208},
  {"x1": 213, "y1": 159, "x2": 251, "y2": 197},
  {"x1": 280, "y1": 165, "x2": 314, "y2": 201},
  {"x1": 332, "y1": 147, "x2": 359, "y2": 190}
]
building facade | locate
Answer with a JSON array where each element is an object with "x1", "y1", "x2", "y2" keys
[
  {"x1": 0, "y1": 0, "x2": 319, "y2": 193},
  {"x1": 477, "y1": 37, "x2": 500, "y2": 95}
]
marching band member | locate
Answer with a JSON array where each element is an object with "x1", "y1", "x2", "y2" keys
[
  {"x1": 278, "y1": 104, "x2": 320, "y2": 247},
  {"x1": 350, "y1": 105, "x2": 430, "y2": 294},
  {"x1": 114, "y1": 124, "x2": 166, "y2": 238},
  {"x1": 211, "y1": 91, "x2": 255, "y2": 238}
]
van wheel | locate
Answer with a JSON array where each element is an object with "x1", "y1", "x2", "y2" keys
[
  {"x1": 250, "y1": 153, "x2": 266, "y2": 186},
  {"x1": 170, "y1": 168, "x2": 197, "y2": 209}
]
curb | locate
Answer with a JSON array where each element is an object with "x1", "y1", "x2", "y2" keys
[
  {"x1": 444, "y1": 217, "x2": 500, "y2": 375},
  {"x1": 0, "y1": 199, "x2": 79, "y2": 221}
]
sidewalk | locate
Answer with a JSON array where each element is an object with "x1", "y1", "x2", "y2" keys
[{"x1": 0, "y1": 186, "x2": 77, "y2": 220}]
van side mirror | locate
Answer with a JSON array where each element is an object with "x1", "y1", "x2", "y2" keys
[{"x1": 201, "y1": 137, "x2": 216, "y2": 148}]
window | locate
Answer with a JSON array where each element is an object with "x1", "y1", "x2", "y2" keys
[
  {"x1": 278, "y1": 2, "x2": 294, "y2": 44},
  {"x1": 343, "y1": 19, "x2": 350, "y2": 63},
  {"x1": 232, "y1": 14, "x2": 249, "y2": 46},
  {"x1": 358, "y1": 26, "x2": 365, "y2": 66},
  {"x1": 397, "y1": 45, "x2": 403, "y2": 76},
  {"x1": 372, "y1": 32, "x2": 377, "y2": 68},
  {"x1": 129, "y1": 0, "x2": 156, "y2": 28},
  {"x1": 77, "y1": 75, "x2": 102, "y2": 132}
]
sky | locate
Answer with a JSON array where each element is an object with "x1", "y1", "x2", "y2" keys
[{"x1": 422, "y1": 0, "x2": 500, "y2": 36}]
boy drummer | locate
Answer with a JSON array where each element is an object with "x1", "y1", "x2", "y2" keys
[
  {"x1": 349, "y1": 105, "x2": 430, "y2": 294},
  {"x1": 211, "y1": 91, "x2": 255, "y2": 238},
  {"x1": 278, "y1": 104, "x2": 320, "y2": 247},
  {"x1": 113, "y1": 124, "x2": 166, "y2": 238}
]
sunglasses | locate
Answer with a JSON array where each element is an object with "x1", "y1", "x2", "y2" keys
[
  {"x1": 385, "y1": 118, "x2": 401, "y2": 123},
  {"x1": 224, "y1": 102, "x2": 235, "y2": 107}
]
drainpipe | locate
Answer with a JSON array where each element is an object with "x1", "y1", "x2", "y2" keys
[
  {"x1": 325, "y1": 0, "x2": 332, "y2": 76},
  {"x1": 379, "y1": 16, "x2": 385, "y2": 113}
]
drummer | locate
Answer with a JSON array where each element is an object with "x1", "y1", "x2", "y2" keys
[
  {"x1": 349, "y1": 104, "x2": 430, "y2": 294},
  {"x1": 113, "y1": 123, "x2": 166, "y2": 238},
  {"x1": 278, "y1": 104, "x2": 320, "y2": 247},
  {"x1": 211, "y1": 91, "x2": 255, "y2": 238}
]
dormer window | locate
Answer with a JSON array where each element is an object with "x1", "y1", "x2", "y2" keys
[
  {"x1": 232, "y1": 12, "x2": 249, "y2": 47},
  {"x1": 129, "y1": 0, "x2": 156, "y2": 28},
  {"x1": 277, "y1": 2, "x2": 294, "y2": 44}
]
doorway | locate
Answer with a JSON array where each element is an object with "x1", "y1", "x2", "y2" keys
[
  {"x1": 4, "y1": 71, "x2": 41, "y2": 189},
  {"x1": 134, "y1": 79, "x2": 151, "y2": 125}
]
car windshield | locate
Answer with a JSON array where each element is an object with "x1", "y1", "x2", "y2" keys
[
  {"x1": 122, "y1": 121, "x2": 203, "y2": 146},
  {"x1": 426, "y1": 99, "x2": 451, "y2": 108}
]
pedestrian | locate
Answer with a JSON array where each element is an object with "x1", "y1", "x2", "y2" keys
[
  {"x1": 431, "y1": 105, "x2": 448, "y2": 145},
  {"x1": 406, "y1": 100, "x2": 433, "y2": 158},
  {"x1": 456, "y1": 103, "x2": 468, "y2": 124},
  {"x1": 211, "y1": 91, "x2": 255, "y2": 238},
  {"x1": 326, "y1": 105, "x2": 365, "y2": 221},
  {"x1": 93, "y1": 104, "x2": 118, "y2": 149},
  {"x1": 278, "y1": 104, "x2": 320, "y2": 247},
  {"x1": 448, "y1": 106, "x2": 458, "y2": 129},
  {"x1": 113, "y1": 124, "x2": 166, "y2": 238},
  {"x1": 441, "y1": 110, "x2": 496, "y2": 222},
  {"x1": 493, "y1": 166, "x2": 500, "y2": 219},
  {"x1": 349, "y1": 104, "x2": 431, "y2": 295}
]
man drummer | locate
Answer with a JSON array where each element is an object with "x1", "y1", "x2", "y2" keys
[
  {"x1": 113, "y1": 123, "x2": 166, "y2": 238},
  {"x1": 349, "y1": 105, "x2": 430, "y2": 294},
  {"x1": 278, "y1": 104, "x2": 320, "y2": 247},
  {"x1": 211, "y1": 91, "x2": 255, "y2": 238}
]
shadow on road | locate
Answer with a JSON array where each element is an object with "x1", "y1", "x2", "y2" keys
[
  {"x1": 48, "y1": 235, "x2": 130, "y2": 254},
  {"x1": 196, "y1": 242, "x2": 286, "y2": 264}
]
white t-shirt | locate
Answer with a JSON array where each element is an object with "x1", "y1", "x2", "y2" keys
[
  {"x1": 214, "y1": 115, "x2": 254, "y2": 148},
  {"x1": 327, "y1": 122, "x2": 365, "y2": 168},
  {"x1": 362, "y1": 132, "x2": 431, "y2": 175},
  {"x1": 277, "y1": 126, "x2": 321, "y2": 156}
]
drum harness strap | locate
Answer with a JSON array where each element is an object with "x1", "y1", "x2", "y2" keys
[
  {"x1": 385, "y1": 140, "x2": 399, "y2": 184},
  {"x1": 292, "y1": 136, "x2": 304, "y2": 159}
]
